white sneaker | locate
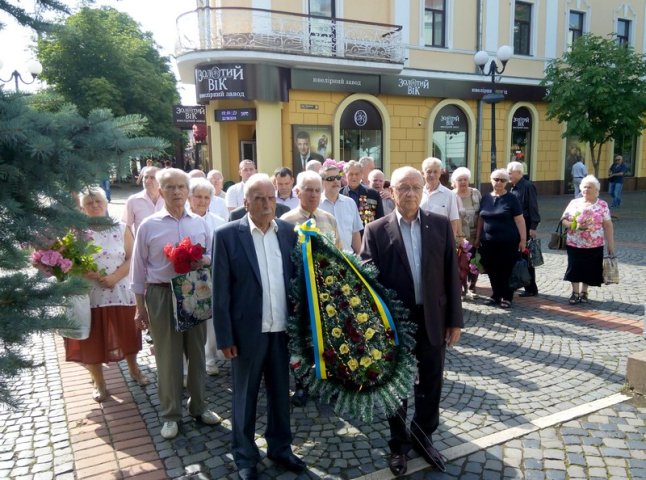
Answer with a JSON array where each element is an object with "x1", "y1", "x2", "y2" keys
[
  {"x1": 206, "y1": 364, "x2": 219, "y2": 376},
  {"x1": 160, "y1": 421, "x2": 178, "y2": 439},
  {"x1": 198, "y1": 410, "x2": 222, "y2": 425}
]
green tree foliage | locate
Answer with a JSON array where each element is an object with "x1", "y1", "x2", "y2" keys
[
  {"x1": 0, "y1": 90, "x2": 168, "y2": 406},
  {"x1": 542, "y1": 34, "x2": 646, "y2": 178},
  {"x1": 0, "y1": 0, "x2": 69, "y2": 31},
  {"x1": 37, "y1": 6, "x2": 181, "y2": 146}
]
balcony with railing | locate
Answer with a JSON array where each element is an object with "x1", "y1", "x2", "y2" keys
[{"x1": 175, "y1": 7, "x2": 404, "y2": 66}]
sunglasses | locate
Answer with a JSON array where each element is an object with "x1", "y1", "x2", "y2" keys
[
  {"x1": 323, "y1": 175, "x2": 343, "y2": 182},
  {"x1": 492, "y1": 178, "x2": 507, "y2": 183}
]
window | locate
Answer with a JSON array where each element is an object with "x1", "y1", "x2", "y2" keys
[
  {"x1": 617, "y1": 19, "x2": 630, "y2": 46},
  {"x1": 424, "y1": 0, "x2": 446, "y2": 47},
  {"x1": 614, "y1": 134, "x2": 635, "y2": 177},
  {"x1": 514, "y1": 2, "x2": 532, "y2": 55},
  {"x1": 432, "y1": 105, "x2": 468, "y2": 173},
  {"x1": 339, "y1": 100, "x2": 383, "y2": 168},
  {"x1": 510, "y1": 107, "x2": 532, "y2": 179},
  {"x1": 568, "y1": 11, "x2": 584, "y2": 49}
]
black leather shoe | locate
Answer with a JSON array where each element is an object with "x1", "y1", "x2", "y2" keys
[
  {"x1": 267, "y1": 452, "x2": 306, "y2": 473},
  {"x1": 237, "y1": 467, "x2": 258, "y2": 480},
  {"x1": 519, "y1": 291, "x2": 537, "y2": 297},
  {"x1": 412, "y1": 439, "x2": 447, "y2": 472},
  {"x1": 291, "y1": 388, "x2": 308, "y2": 407},
  {"x1": 388, "y1": 452, "x2": 407, "y2": 476}
]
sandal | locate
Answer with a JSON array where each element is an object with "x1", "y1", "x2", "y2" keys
[
  {"x1": 484, "y1": 297, "x2": 498, "y2": 306},
  {"x1": 579, "y1": 292, "x2": 589, "y2": 303},
  {"x1": 129, "y1": 369, "x2": 150, "y2": 386},
  {"x1": 92, "y1": 382, "x2": 108, "y2": 402},
  {"x1": 568, "y1": 292, "x2": 580, "y2": 305},
  {"x1": 499, "y1": 300, "x2": 512, "y2": 309}
]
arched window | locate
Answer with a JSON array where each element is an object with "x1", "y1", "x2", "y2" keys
[
  {"x1": 339, "y1": 100, "x2": 383, "y2": 168},
  {"x1": 510, "y1": 106, "x2": 533, "y2": 178},
  {"x1": 432, "y1": 104, "x2": 468, "y2": 173}
]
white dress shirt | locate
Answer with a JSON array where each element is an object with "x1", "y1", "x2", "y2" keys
[
  {"x1": 420, "y1": 184, "x2": 460, "y2": 222},
  {"x1": 248, "y1": 217, "x2": 287, "y2": 332},
  {"x1": 319, "y1": 194, "x2": 363, "y2": 253},
  {"x1": 209, "y1": 195, "x2": 229, "y2": 220},
  {"x1": 225, "y1": 182, "x2": 245, "y2": 209}
]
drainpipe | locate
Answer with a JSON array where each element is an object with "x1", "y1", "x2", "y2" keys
[{"x1": 475, "y1": 0, "x2": 484, "y2": 190}]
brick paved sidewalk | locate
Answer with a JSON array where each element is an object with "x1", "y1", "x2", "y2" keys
[{"x1": 0, "y1": 188, "x2": 645, "y2": 479}]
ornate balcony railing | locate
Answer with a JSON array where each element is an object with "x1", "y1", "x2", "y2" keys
[{"x1": 176, "y1": 7, "x2": 404, "y2": 64}]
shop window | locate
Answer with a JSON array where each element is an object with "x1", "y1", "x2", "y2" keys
[
  {"x1": 564, "y1": 138, "x2": 586, "y2": 195},
  {"x1": 432, "y1": 104, "x2": 468, "y2": 174},
  {"x1": 339, "y1": 100, "x2": 383, "y2": 168},
  {"x1": 514, "y1": 2, "x2": 532, "y2": 55},
  {"x1": 510, "y1": 107, "x2": 532, "y2": 179},
  {"x1": 613, "y1": 133, "x2": 636, "y2": 177}
]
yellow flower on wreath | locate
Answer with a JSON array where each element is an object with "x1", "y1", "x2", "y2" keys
[
  {"x1": 326, "y1": 305, "x2": 337, "y2": 317},
  {"x1": 320, "y1": 292, "x2": 330, "y2": 302},
  {"x1": 349, "y1": 296, "x2": 361, "y2": 307},
  {"x1": 364, "y1": 328, "x2": 376, "y2": 340},
  {"x1": 325, "y1": 275, "x2": 335, "y2": 285},
  {"x1": 371, "y1": 349, "x2": 382, "y2": 360},
  {"x1": 332, "y1": 327, "x2": 342, "y2": 338},
  {"x1": 347, "y1": 358, "x2": 359, "y2": 371},
  {"x1": 341, "y1": 284, "x2": 351, "y2": 295},
  {"x1": 360, "y1": 356, "x2": 372, "y2": 367},
  {"x1": 339, "y1": 343, "x2": 349, "y2": 354},
  {"x1": 356, "y1": 312, "x2": 368, "y2": 324}
]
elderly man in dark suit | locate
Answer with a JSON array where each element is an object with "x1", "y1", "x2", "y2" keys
[
  {"x1": 360, "y1": 166, "x2": 463, "y2": 476},
  {"x1": 341, "y1": 160, "x2": 384, "y2": 226},
  {"x1": 212, "y1": 174, "x2": 304, "y2": 480}
]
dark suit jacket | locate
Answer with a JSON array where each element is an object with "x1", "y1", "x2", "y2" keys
[
  {"x1": 509, "y1": 177, "x2": 540, "y2": 231},
  {"x1": 212, "y1": 216, "x2": 297, "y2": 356},
  {"x1": 228, "y1": 203, "x2": 290, "y2": 221},
  {"x1": 360, "y1": 210, "x2": 463, "y2": 346},
  {"x1": 341, "y1": 184, "x2": 385, "y2": 221},
  {"x1": 292, "y1": 151, "x2": 324, "y2": 176}
]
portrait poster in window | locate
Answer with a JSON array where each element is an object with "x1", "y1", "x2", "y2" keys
[{"x1": 292, "y1": 125, "x2": 332, "y2": 175}]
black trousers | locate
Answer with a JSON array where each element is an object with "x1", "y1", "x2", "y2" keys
[
  {"x1": 525, "y1": 226, "x2": 538, "y2": 294},
  {"x1": 480, "y1": 239, "x2": 519, "y2": 302},
  {"x1": 388, "y1": 306, "x2": 446, "y2": 453}
]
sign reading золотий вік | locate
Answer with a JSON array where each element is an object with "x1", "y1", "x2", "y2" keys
[
  {"x1": 194, "y1": 63, "x2": 289, "y2": 103},
  {"x1": 172, "y1": 105, "x2": 206, "y2": 128}
]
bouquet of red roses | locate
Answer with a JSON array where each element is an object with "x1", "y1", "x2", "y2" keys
[{"x1": 163, "y1": 237, "x2": 205, "y2": 274}]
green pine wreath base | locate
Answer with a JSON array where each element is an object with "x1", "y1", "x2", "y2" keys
[{"x1": 287, "y1": 234, "x2": 417, "y2": 423}]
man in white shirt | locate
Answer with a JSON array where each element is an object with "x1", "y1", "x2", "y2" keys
[
  {"x1": 225, "y1": 159, "x2": 257, "y2": 212},
  {"x1": 130, "y1": 168, "x2": 222, "y2": 440},
  {"x1": 319, "y1": 164, "x2": 363, "y2": 254},
  {"x1": 420, "y1": 157, "x2": 460, "y2": 238},
  {"x1": 273, "y1": 167, "x2": 299, "y2": 210},
  {"x1": 122, "y1": 166, "x2": 165, "y2": 235},
  {"x1": 207, "y1": 169, "x2": 229, "y2": 219}
]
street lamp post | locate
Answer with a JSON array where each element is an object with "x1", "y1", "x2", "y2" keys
[
  {"x1": 474, "y1": 45, "x2": 512, "y2": 173},
  {"x1": 0, "y1": 59, "x2": 43, "y2": 92}
]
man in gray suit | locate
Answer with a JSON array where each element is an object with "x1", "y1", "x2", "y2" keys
[{"x1": 212, "y1": 174, "x2": 304, "y2": 480}]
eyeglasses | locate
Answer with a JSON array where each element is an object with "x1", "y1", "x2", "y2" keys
[
  {"x1": 492, "y1": 178, "x2": 507, "y2": 183},
  {"x1": 323, "y1": 175, "x2": 342, "y2": 182}
]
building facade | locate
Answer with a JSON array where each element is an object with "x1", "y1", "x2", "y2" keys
[{"x1": 175, "y1": 0, "x2": 646, "y2": 193}]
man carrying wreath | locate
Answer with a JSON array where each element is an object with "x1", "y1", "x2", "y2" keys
[
  {"x1": 360, "y1": 166, "x2": 463, "y2": 476},
  {"x1": 130, "y1": 168, "x2": 222, "y2": 440}
]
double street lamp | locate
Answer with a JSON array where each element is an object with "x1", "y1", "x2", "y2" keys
[
  {"x1": 0, "y1": 59, "x2": 43, "y2": 92},
  {"x1": 474, "y1": 45, "x2": 513, "y2": 172}
]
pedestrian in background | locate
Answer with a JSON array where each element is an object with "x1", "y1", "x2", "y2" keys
[
  {"x1": 560, "y1": 175, "x2": 615, "y2": 304},
  {"x1": 508, "y1": 161, "x2": 541, "y2": 297},
  {"x1": 451, "y1": 167, "x2": 481, "y2": 295},
  {"x1": 608, "y1": 155, "x2": 628, "y2": 208},
  {"x1": 571, "y1": 155, "x2": 588, "y2": 198}
]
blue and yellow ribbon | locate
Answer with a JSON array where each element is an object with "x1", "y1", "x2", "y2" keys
[{"x1": 295, "y1": 219, "x2": 399, "y2": 380}]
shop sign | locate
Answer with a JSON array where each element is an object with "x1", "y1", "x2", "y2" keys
[
  {"x1": 195, "y1": 63, "x2": 289, "y2": 103},
  {"x1": 172, "y1": 105, "x2": 206, "y2": 128},
  {"x1": 291, "y1": 69, "x2": 379, "y2": 94},
  {"x1": 512, "y1": 110, "x2": 532, "y2": 131},
  {"x1": 381, "y1": 75, "x2": 432, "y2": 96},
  {"x1": 215, "y1": 108, "x2": 257, "y2": 122}
]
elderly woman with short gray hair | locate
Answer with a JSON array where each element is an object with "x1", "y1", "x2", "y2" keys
[
  {"x1": 560, "y1": 175, "x2": 615, "y2": 304},
  {"x1": 474, "y1": 169, "x2": 526, "y2": 308}
]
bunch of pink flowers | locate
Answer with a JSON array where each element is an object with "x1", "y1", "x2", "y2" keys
[{"x1": 31, "y1": 250, "x2": 73, "y2": 280}]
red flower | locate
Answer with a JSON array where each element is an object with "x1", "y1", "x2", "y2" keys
[
  {"x1": 367, "y1": 368, "x2": 380, "y2": 381},
  {"x1": 350, "y1": 329, "x2": 362, "y2": 343},
  {"x1": 323, "y1": 349, "x2": 336, "y2": 362},
  {"x1": 356, "y1": 345, "x2": 365, "y2": 355},
  {"x1": 163, "y1": 237, "x2": 204, "y2": 274}
]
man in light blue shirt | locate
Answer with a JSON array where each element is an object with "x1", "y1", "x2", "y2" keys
[{"x1": 571, "y1": 157, "x2": 588, "y2": 198}]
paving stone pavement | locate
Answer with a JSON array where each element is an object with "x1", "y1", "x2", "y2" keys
[{"x1": 0, "y1": 184, "x2": 645, "y2": 479}]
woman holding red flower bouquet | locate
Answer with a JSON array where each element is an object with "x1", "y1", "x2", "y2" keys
[{"x1": 65, "y1": 188, "x2": 148, "y2": 402}]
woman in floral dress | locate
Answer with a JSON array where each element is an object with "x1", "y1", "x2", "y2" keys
[
  {"x1": 65, "y1": 188, "x2": 149, "y2": 402},
  {"x1": 560, "y1": 175, "x2": 615, "y2": 304}
]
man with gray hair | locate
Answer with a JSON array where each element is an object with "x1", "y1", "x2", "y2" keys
[
  {"x1": 212, "y1": 173, "x2": 305, "y2": 478},
  {"x1": 131, "y1": 168, "x2": 222, "y2": 440},
  {"x1": 341, "y1": 159, "x2": 384, "y2": 226},
  {"x1": 507, "y1": 161, "x2": 540, "y2": 297},
  {"x1": 420, "y1": 157, "x2": 460, "y2": 238},
  {"x1": 122, "y1": 166, "x2": 165, "y2": 235}
]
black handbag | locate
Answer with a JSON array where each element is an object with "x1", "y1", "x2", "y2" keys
[
  {"x1": 509, "y1": 257, "x2": 531, "y2": 290},
  {"x1": 548, "y1": 222, "x2": 567, "y2": 250},
  {"x1": 527, "y1": 238, "x2": 544, "y2": 267}
]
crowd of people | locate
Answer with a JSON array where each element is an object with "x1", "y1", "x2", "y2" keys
[{"x1": 61, "y1": 154, "x2": 617, "y2": 479}]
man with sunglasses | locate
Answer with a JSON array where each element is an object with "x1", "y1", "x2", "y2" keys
[{"x1": 319, "y1": 164, "x2": 363, "y2": 254}]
